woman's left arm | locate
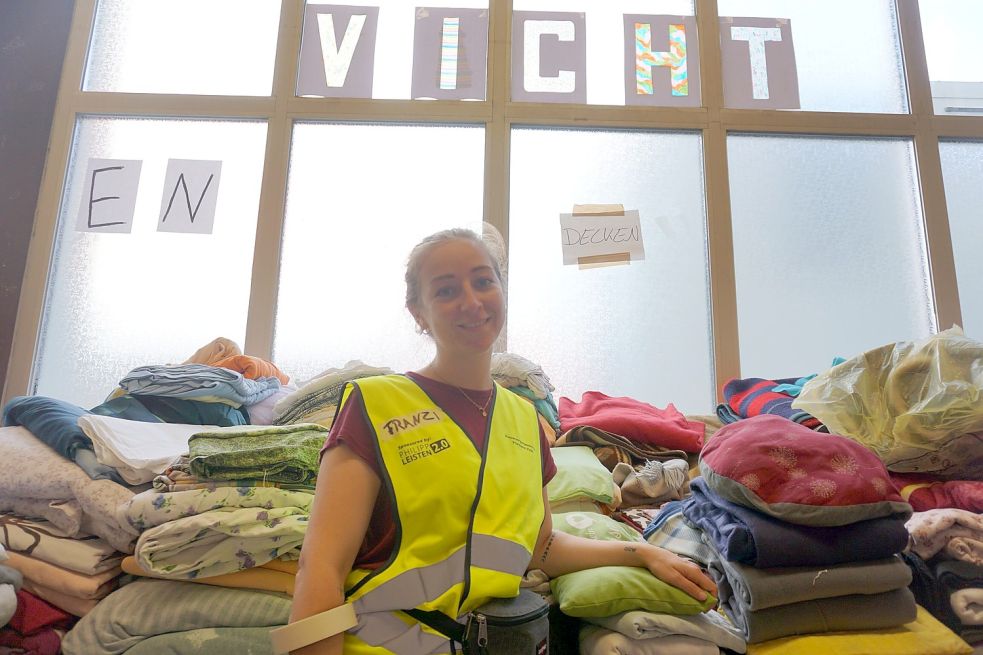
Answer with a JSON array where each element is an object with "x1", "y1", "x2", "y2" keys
[{"x1": 529, "y1": 489, "x2": 716, "y2": 602}]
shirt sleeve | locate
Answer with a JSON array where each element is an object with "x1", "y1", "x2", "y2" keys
[{"x1": 320, "y1": 384, "x2": 382, "y2": 479}]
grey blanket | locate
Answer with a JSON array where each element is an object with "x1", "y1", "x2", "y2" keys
[{"x1": 61, "y1": 578, "x2": 291, "y2": 654}]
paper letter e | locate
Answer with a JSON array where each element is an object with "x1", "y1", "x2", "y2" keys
[{"x1": 75, "y1": 158, "x2": 143, "y2": 233}]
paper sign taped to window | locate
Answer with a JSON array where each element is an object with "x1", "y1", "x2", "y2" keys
[{"x1": 560, "y1": 209, "x2": 644, "y2": 265}]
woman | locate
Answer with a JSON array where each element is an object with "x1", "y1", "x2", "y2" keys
[{"x1": 286, "y1": 227, "x2": 716, "y2": 654}]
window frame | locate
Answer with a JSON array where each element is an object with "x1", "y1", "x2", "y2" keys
[{"x1": 5, "y1": 0, "x2": 982, "y2": 410}]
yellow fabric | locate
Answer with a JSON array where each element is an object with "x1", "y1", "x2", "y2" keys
[
  {"x1": 342, "y1": 375, "x2": 543, "y2": 655},
  {"x1": 898, "y1": 481, "x2": 933, "y2": 501},
  {"x1": 746, "y1": 606, "x2": 973, "y2": 655},
  {"x1": 121, "y1": 556, "x2": 295, "y2": 596}
]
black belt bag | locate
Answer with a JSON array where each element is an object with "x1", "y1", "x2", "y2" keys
[{"x1": 405, "y1": 589, "x2": 550, "y2": 655}]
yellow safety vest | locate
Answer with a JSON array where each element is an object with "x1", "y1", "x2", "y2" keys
[{"x1": 340, "y1": 375, "x2": 544, "y2": 655}]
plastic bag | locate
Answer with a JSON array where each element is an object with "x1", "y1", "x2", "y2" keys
[{"x1": 793, "y1": 327, "x2": 983, "y2": 467}]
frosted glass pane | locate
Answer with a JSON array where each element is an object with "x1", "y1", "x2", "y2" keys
[
  {"x1": 728, "y1": 135, "x2": 934, "y2": 380},
  {"x1": 939, "y1": 141, "x2": 983, "y2": 339},
  {"x1": 718, "y1": 0, "x2": 907, "y2": 113},
  {"x1": 509, "y1": 127, "x2": 713, "y2": 414},
  {"x1": 510, "y1": 0, "x2": 694, "y2": 106},
  {"x1": 84, "y1": 0, "x2": 281, "y2": 95},
  {"x1": 297, "y1": 0, "x2": 489, "y2": 100},
  {"x1": 35, "y1": 117, "x2": 267, "y2": 408},
  {"x1": 275, "y1": 123, "x2": 484, "y2": 382},
  {"x1": 918, "y1": 0, "x2": 983, "y2": 115}
]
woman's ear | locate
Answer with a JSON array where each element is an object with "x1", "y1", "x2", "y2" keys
[{"x1": 409, "y1": 308, "x2": 428, "y2": 335}]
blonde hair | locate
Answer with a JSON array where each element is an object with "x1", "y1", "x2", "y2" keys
[{"x1": 404, "y1": 224, "x2": 507, "y2": 311}]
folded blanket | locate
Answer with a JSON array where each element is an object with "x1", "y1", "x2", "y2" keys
[
  {"x1": 60, "y1": 579, "x2": 291, "y2": 655},
  {"x1": 122, "y1": 555, "x2": 295, "y2": 595},
  {"x1": 682, "y1": 477, "x2": 909, "y2": 567},
  {"x1": 21, "y1": 579, "x2": 99, "y2": 617},
  {"x1": 123, "y1": 487, "x2": 313, "y2": 579},
  {"x1": 710, "y1": 554, "x2": 911, "y2": 611},
  {"x1": 612, "y1": 459, "x2": 689, "y2": 507},
  {"x1": 0, "y1": 513, "x2": 122, "y2": 575},
  {"x1": 77, "y1": 415, "x2": 209, "y2": 485},
  {"x1": 273, "y1": 360, "x2": 392, "y2": 424},
  {"x1": 579, "y1": 624, "x2": 719, "y2": 655},
  {"x1": 119, "y1": 364, "x2": 280, "y2": 407},
  {"x1": 949, "y1": 588, "x2": 983, "y2": 626},
  {"x1": 935, "y1": 559, "x2": 983, "y2": 633},
  {"x1": 188, "y1": 424, "x2": 328, "y2": 484},
  {"x1": 212, "y1": 355, "x2": 290, "y2": 384},
  {"x1": 559, "y1": 391, "x2": 705, "y2": 453},
  {"x1": 745, "y1": 605, "x2": 972, "y2": 655},
  {"x1": 721, "y1": 377, "x2": 822, "y2": 429},
  {"x1": 555, "y1": 425, "x2": 689, "y2": 470},
  {"x1": 0, "y1": 427, "x2": 138, "y2": 551},
  {"x1": 723, "y1": 586, "x2": 917, "y2": 643},
  {"x1": 643, "y1": 501, "x2": 714, "y2": 566},
  {"x1": 91, "y1": 394, "x2": 249, "y2": 426},
  {"x1": 122, "y1": 625, "x2": 280, "y2": 655},
  {"x1": 906, "y1": 509, "x2": 983, "y2": 563},
  {"x1": 4, "y1": 552, "x2": 118, "y2": 600},
  {"x1": 1, "y1": 396, "x2": 90, "y2": 458},
  {"x1": 890, "y1": 474, "x2": 983, "y2": 513},
  {"x1": 588, "y1": 608, "x2": 747, "y2": 653}
]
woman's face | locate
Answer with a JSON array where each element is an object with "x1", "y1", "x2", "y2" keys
[{"x1": 411, "y1": 238, "x2": 505, "y2": 357}]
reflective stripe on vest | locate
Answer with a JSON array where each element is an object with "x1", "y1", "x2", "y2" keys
[
  {"x1": 341, "y1": 375, "x2": 543, "y2": 655},
  {"x1": 352, "y1": 534, "x2": 530, "y2": 614}
]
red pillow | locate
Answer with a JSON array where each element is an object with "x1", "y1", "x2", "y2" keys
[
  {"x1": 699, "y1": 415, "x2": 911, "y2": 526},
  {"x1": 559, "y1": 391, "x2": 705, "y2": 453}
]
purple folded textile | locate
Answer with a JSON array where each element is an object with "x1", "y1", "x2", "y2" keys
[{"x1": 682, "y1": 477, "x2": 909, "y2": 567}]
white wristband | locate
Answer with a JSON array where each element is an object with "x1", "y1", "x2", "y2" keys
[{"x1": 271, "y1": 603, "x2": 358, "y2": 654}]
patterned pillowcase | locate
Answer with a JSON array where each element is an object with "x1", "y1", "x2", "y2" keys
[{"x1": 699, "y1": 414, "x2": 912, "y2": 527}]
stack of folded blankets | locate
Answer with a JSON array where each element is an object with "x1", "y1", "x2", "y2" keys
[
  {"x1": 684, "y1": 415, "x2": 943, "y2": 651},
  {"x1": 272, "y1": 360, "x2": 392, "y2": 427},
  {"x1": 903, "y1": 508, "x2": 983, "y2": 646},
  {"x1": 121, "y1": 422, "x2": 325, "y2": 583}
]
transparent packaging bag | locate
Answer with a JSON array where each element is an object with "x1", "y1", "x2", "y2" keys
[{"x1": 793, "y1": 327, "x2": 983, "y2": 469}]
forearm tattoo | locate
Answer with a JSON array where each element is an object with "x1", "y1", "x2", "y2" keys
[
  {"x1": 539, "y1": 530, "x2": 557, "y2": 564},
  {"x1": 624, "y1": 545, "x2": 637, "y2": 553}
]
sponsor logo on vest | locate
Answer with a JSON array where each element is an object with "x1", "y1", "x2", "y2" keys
[
  {"x1": 397, "y1": 436, "x2": 453, "y2": 465},
  {"x1": 505, "y1": 433, "x2": 534, "y2": 453},
  {"x1": 380, "y1": 409, "x2": 442, "y2": 438}
]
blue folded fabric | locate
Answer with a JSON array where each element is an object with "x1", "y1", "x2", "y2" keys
[
  {"x1": 2, "y1": 395, "x2": 91, "y2": 458},
  {"x1": 73, "y1": 446, "x2": 129, "y2": 485},
  {"x1": 119, "y1": 364, "x2": 280, "y2": 406},
  {"x1": 682, "y1": 477, "x2": 908, "y2": 568},
  {"x1": 91, "y1": 394, "x2": 249, "y2": 426}
]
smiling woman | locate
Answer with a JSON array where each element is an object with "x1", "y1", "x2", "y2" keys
[{"x1": 282, "y1": 225, "x2": 716, "y2": 654}]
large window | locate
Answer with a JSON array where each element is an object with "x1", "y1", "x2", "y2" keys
[{"x1": 5, "y1": 0, "x2": 979, "y2": 415}]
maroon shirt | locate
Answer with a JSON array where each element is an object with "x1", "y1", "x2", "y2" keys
[{"x1": 321, "y1": 371, "x2": 556, "y2": 569}]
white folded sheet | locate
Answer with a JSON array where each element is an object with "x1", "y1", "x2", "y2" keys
[{"x1": 77, "y1": 415, "x2": 214, "y2": 485}]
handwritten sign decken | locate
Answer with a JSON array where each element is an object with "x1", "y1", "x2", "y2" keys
[{"x1": 560, "y1": 210, "x2": 645, "y2": 265}]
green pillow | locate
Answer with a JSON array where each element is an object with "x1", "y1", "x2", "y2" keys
[
  {"x1": 551, "y1": 566, "x2": 716, "y2": 618},
  {"x1": 552, "y1": 511, "x2": 643, "y2": 543},
  {"x1": 547, "y1": 446, "x2": 613, "y2": 505}
]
